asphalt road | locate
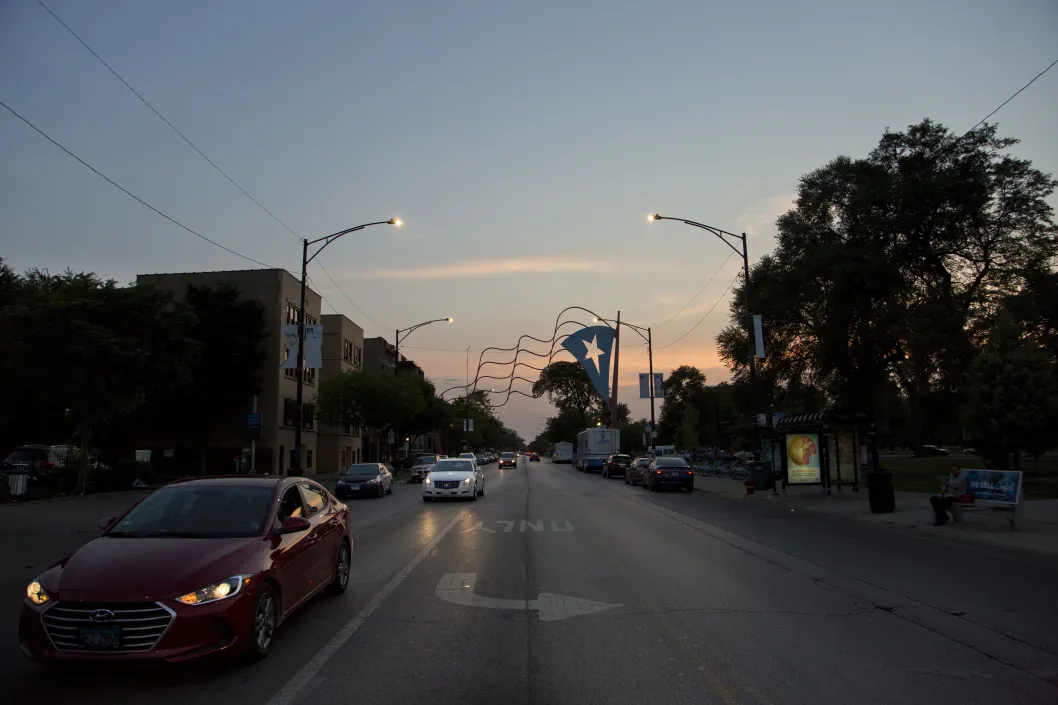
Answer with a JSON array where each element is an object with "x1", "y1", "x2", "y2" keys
[{"x1": 2, "y1": 460, "x2": 1057, "y2": 704}]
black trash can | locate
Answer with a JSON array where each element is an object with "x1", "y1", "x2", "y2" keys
[
  {"x1": 748, "y1": 461, "x2": 773, "y2": 491},
  {"x1": 866, "y1": 471, "x2": 895, "y2": 513}
]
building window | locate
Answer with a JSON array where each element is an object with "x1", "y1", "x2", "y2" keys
[
  {"x1": 354, "y1": 345, "x2": 363, "y2": 367},
  {"x1": 343, "y1": 339, "x2": 354, "y2": 363},
  {"x1": 285, "y1": 302, "x2": 316, "y2": 326},
  {"x1": 306, "y1": 450, "x2": 313, "y2": 468},
  {"x1": 304, "y1": 368, "x2": 316, "y2": 385},
  {"x1": 283, "y1": 398, "x2": 297, "y2": 426},
  {"x1": 289, "y1": 448, "x2": 297, "y2": 469},
  {"x1": 302, "y1": 404, "x2": 315, "y2": 430}
]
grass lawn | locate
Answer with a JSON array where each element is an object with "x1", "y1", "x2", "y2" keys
[{"x1": 879, "y1": 455, "x2": 1058, "y2": 499}]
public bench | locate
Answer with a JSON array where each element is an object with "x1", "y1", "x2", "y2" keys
[{"x1": 940, "y1": 470, "x2": 1023, "y2": 530}]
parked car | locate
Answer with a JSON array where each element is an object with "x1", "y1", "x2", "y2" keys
[
  {"x1": 916, "y1": 445, "x2": 950, "y2": 457},
  {"x1": 644, "y1": 457, "x2": 694, "y2": 492},
  {"x1": 602, "y1": 454, "x2": 631, "y2": 479},
  {"x1": 408, "y1": 454, "x2": 443, "y2": 483},
  {"x1": 335, "y1": 463, "x2": 393, "y2": 498},
  {"x1": 475, "y1": 454, "x2": 487, "y2": 466},
  {"x1": 529, "y1": 453, "x2": 540, "y2": 462},
  {"x1": 498, "y1": 451, "x2": 517, "y2": 468},
  {"x1": 626, "y1": 457, "x2": 653, "y2": 486},
  {"x1": 422, "y1": 459, "x2": 484, "y2": 501},
  {"x1": 458, "y1": 452, "x2": 476, "y2": 460},
  {"x1": 19, "y1": 476, "x2": 351, "y2": 663}
]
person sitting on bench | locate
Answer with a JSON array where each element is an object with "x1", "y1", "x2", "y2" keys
[{"x1": 930, "y1": 463, "x2": 969, "y2": 526}]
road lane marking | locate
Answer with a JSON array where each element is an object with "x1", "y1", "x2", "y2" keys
[
  {"x1": 265, "y1": 511, "x2": 465, "y2": 705},
  {"x1": 435, "y1": 572, "x2": 621, "y2": 622},
  {"x1": 463, "y1": 519, "x2": 575, "y2": 532}
]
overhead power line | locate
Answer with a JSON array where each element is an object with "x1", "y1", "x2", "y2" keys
[
  {"x1": 35, "y1": 0, "x2": 391, "y2": 332},
  {"x1": 656, "y1": 273, "x2": 740, "y2": 350},
  {"x1": 650, "y1": 253, "x2": 733, "y2": 329},
  {"x1": 965, "y1": 57, "x2": 1058, "y2": 135},
  {"x1": 1, "y1": 99, "x2": 277, "y2": 269}
]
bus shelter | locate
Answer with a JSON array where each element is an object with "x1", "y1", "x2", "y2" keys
[{"x1": 767, "y1": 410, "x2": 877, "y2": 495}]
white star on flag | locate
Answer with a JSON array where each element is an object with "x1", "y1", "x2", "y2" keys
[{"x1": 581, "y1": 335, "x2": 605, "y2": 374}]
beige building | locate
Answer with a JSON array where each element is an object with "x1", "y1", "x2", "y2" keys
[
  {"x1": 316, "y1": 313, "x2": 364, "y2": 474},
  {"x1": 136, "y1": 268, "x2": 323, "y2": 476}
]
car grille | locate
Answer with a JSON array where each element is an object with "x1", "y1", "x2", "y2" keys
[
  {"x1": 42, "y1": 601, "x2": 175, "y2": 653},
  {"x1": 434, "y1": 480, "x2": 460, "y2": 489}
]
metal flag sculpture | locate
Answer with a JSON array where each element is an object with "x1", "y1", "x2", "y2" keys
[{"x1": 560, "y1": 325, "x2": 615, "y2": 402}]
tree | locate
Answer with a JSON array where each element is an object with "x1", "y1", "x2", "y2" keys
[
  {"x1": 317, "y1": 370, "x2": 426, "y2": 448},
  {"x1": 532, "y1": 361, "x2": 604, "y2": 427},
  {"x1": 657, "y1": 366, "x2": 708, "y2": 442},
  {"x1": 138, "y1": 284, "x2": 267, "y2": 471},
  {"x1": 717, "y1": 119, "x2": 1058, "y2": 448},
  {"x1": 677, "y1": 402, "x2": 700, "y2": 450},
  {"x1": 961, "y1": 316, "x2": 1058, "y2": 469},
  {"x1": 0, "y1": 269, "x2": 196, "y2": 491}
]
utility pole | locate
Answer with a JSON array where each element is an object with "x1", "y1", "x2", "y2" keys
[
  {"x1": 609, "y1": 310, "x2": 620, "y2": 428},
  {"x1": 647, "y1": 327, "x2": 655, "y2": 455}
]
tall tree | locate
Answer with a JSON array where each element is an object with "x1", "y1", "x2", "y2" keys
[
  {"x1": 718, "y1": 119, "x2": 1058, "y2": 448},
  {"x1": 677, "y1": 402, "x2": 700, "y2": 450},
  {"x1": 139, "y1": 283, "x2": 267, "y2": 471},
  {"x1": 961, "y1": 316, "x2": 1058, "y2": 470},
  {"x1": 532, "y1": 361, "x2": 604, "y2": 426},
  {"x1": 1, "y1": 270, "x2": 196, "y2": 491}
]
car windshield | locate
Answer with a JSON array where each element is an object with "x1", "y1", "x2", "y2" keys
[
  {"x1": 342, "y1": 464, "x2": 380, "y2": 477},
  {"x1": 414, "y1": 456, "x2": 436, "y2": 465},
  {"x1": 657, "y1": 458, "x2": 689, "y2": 468},
  {"x1": 636, "y1": 458, "x2": 651, "y2": 466},
  {"x1": 614, "y1": 455, "x2": 631, "y2": 462},
  {"x1": 501, "y1": 452, "x2": 516, "y2": 458},
  {"x1": 107, "y1": 485, "x2": 274, "y2": 538},
  {"x1": 434, "y1": 460, "x2": 473, "y2": 473}
]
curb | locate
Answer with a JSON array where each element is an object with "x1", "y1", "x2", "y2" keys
[{"x1": 0, "y1": 489, "x2": 150, "y2": 508}]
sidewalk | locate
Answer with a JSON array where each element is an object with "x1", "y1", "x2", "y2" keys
[{"x1": 693, "y1": 475, "x2": 1058, "y2": 557}]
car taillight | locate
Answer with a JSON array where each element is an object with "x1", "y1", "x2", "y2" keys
[
  {"x1": 655, "y1": 470, "x2": 664, "y2": 475},
  {"x1": 686, "y1": 470, "x2": 693, "y2": 475}
]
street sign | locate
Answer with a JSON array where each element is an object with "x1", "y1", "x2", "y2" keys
[
  {"x1": 245, "y1": 412, "x2": 262, "y2": 440},
  {"x1": 653, "y1": 373, "x2": 665, "y2": 398},
  {"x1": 639, "y1": 373, "x2": 651, "y2": 399},
  {"x1": 753, "y1": 314, "x2": 766, "y2": 359}
]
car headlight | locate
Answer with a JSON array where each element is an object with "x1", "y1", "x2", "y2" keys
[
  {"x1": 337, "y1": 480, "x2": 347, "y2": 486},
  {"x1": 175, "y1": 575, "x2": 252, "y2": 606},
  {"x1": 365, "y1": 476, "x2": 380, "y2": 484},
  {"x1": 26, "y1": 577, "x2": 51, "y2": 605},
  {"x1": 463, "y1": 476, "x2": 471, "y2": 485},
  {"x1": 424, "y1": 476, "x2": 431, "y2": 485}
]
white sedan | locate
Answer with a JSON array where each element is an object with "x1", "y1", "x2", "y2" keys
[{"x1": 423, "y1": 458, "x2": 484, "y2": 502}]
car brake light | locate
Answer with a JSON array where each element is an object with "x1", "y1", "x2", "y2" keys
[
  {"x1": 686, "y1": 470, "x2": 693, "y2": 475},
  {"x1": 655, "y1": 470, "x2": 664, "y2": 475}
]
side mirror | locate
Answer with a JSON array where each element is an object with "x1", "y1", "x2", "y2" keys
[
  {"x1": 276, "y1": 516, "x2": 311, "y2": 535},
  {"x1": 99, "y1": 516, "x2": 116, "y2": 531}
]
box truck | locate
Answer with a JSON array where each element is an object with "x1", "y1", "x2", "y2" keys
[
  {"x1": 553, "y1": 442, "x2": 574, "y2": 464},
  {"x1": 575, "y1": 428, "x2": 620, "y2": 472}
]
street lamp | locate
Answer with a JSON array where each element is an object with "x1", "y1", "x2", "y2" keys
[
  {"x1": 395, "y1": 317, "x2": 453, "y2": 376},
  {"x1": 648, "y1": 213, "x2": 760, "y2": 455},
  {"x1": 596, "y1": 316, "x2": 655, "y2": 454},
  {"x1": 292, "y1": 218, "x2": 402, "y2": 476}
]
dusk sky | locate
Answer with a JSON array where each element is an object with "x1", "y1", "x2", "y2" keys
[{"x1": 2, "y1": 0, "x2": 1055, "y2": 441}]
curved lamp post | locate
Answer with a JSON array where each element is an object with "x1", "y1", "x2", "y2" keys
[
  {"x1": 292, "y1": 218, "x2": 402, "y2": 476},
  {"x1": 647, "y1": 213, "x2": 760, "y2": 456},
  {"x1": 394, "y1": 318, "x2": 453, "y2": 376}
]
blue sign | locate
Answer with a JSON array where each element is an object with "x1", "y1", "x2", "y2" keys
[
  {"x1": 561, "y1": 325, "x2": 615, "y2": 402},
  {"x1": 965, "y1": 469, "x2": 1022, "y2": 504},
  {"x1": 246, "y1": 413, "x2": 262, "y2": 440}
]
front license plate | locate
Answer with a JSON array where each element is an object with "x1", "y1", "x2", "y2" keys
[{"x1": 80, "y1": 626, "x2": 121, "y2": 649}]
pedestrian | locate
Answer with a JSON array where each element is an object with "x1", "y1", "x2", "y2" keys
[{"x1": 929, "y1": 462, "x2": 969, "y2": 526}]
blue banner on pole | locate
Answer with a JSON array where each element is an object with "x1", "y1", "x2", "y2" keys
[
  {"x1": 246, "y1": 413, "x2": 262, "y2": 440},
  {"x1": 561, "y1": 325, "x2": 615, "y2": 402}
]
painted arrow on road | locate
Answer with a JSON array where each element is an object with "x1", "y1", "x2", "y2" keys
[{"x1": 435, "y1": 573, "x2": 621, "y2": 622}]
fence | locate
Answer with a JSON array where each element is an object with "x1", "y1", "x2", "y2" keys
[{"x1": 690, "y1": 457, "x2": 750, "y2": 480}]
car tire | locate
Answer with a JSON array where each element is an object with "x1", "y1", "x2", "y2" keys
[
  {"x1": 326, "y1": 540, "x2": 352, "y2": 596},
  {"x1": 648, "y1": 478, "x2": 656, "y2": 492},
  {"x1": 478, "y1": 483, "x2": 485, "y2": 497},
  {"x1": 470, "y1": 488, "x2": 478, "y2": 501},
  {"x1": 624, "y1": 474, "x2": 629, "y2": 484},
  {"x1": 247, "y1": 583, "x2": 277, "y2": 661}
]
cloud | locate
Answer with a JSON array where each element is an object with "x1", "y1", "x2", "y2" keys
[{"x1": 345, "y1": 254, "x2": 611, "y2": 280}]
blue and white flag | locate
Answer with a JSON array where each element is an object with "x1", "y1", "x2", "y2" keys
[{"x1": 561, "y1": 325, "x2": 615, "y2": 402}]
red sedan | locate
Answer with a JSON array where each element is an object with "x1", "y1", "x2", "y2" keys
[{"x1": 19, "y1": 475, "x2": 351, "y2": 663}]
